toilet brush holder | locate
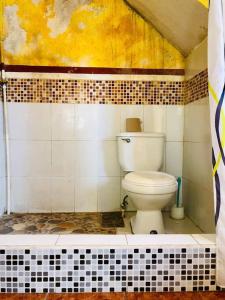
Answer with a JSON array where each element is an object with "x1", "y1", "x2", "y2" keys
[{"x1": 171, "y1": 205, "x2": 184, "y2": 220}]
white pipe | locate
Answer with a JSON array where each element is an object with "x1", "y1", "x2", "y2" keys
[{"x1": 1, "y1": 70, "x2": 11, "y2": 215}]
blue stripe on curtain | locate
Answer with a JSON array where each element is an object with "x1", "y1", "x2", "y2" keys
[
  {"x1": 215, "y1": 84, "x2": 225, "y2": 165},
  {"x1": 212, "y1": 149, "x2": 221, "y2": 225}
]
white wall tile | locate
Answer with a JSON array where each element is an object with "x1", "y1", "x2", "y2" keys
[
  {"x1": 97, "y1": 105, "x2": 120, "y2": 140},
  {"x1": 78, "y1": 141, "x2": 98, "y2": 177},
  {"x1": 11, "y1": 177, "x2": 51, "y2": 213},
  {"x1": 75, "y1": 177, "x2": 97, "y2": 212},
  {"x1": 51, "y1": 104, "x2": 75, "y2": 140},
  {"x1": 166, "y1": 106, "x2": 184, "y2": 141},
  {"x1": 0, "y1": 103, "x2": 4, "y2": 141},
  {"x1": 143, "y1": 105, "x2": 166, "y2": 133},
  {"x1": 8, "y1": 103, "x2": 51, "y2": 140},
  {"x1": 75, "y1": 104, "x2": 98, "y2": 140},
  {"x1": 0, "y1": 139, "x2": 6, "y2": 177},
  {"x1": 52, "y1": 141, "x2": 76, "y2": 177},
  {"x1": 0, "y1": 177, "x2": 6, "y2": 215},
  {"x1": 165, "y1": 142, "x2": 183, "y2": 177},
  {"x1": 11, "y1": 177, "x2": 28, "y2": 212},
  {"x1": 183, "y1": 178, "x2": 215, "y2": 233},
  {"x1": 183, "y1": 38, "x2": 213, "y2": 233},
  {"x1": 98, "y1": 141, "x2": 120, "y2": 176},
  {"x1": 10, "y1": 141, "x2": 51, "y2": 177},
  {"x1": 183, "y1": 141, "x2": 212, "y2": 190},
  {"x1": 51, "y1": 177, "x2": 74, "y2": 212},
  {"x1": 120, "y1": 105, "x2": 143, "y2": 132},
  {"x1": 98, "y1": 177, "x2": 121, "y2": 212},
  {"x1": 184, "y1": 98, "x2": 211, "y2": 143},
  {"x1": 28, "y1": 178, "x2": 51, "y2": 212}
]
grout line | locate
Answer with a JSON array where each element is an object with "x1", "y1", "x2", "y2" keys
[
  {"x1": 55, "y1": 234, "x2": 60, "y2": 246},
  {"x1": 125, "y1": 234, "x2": 129, "y2": 246}
]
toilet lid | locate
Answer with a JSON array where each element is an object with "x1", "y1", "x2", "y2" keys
[{"x1": 124, "y1": 171, "x2": 177, "y2": 187}]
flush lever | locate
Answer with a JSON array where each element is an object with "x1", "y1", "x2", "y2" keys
[{"x1": 121, "y1": 138, "x2": 131, "y2": 143}]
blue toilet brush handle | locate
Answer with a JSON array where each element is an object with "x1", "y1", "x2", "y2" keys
[{"x1": 176, "y1": 177, "x2": 182, "y2": 208}]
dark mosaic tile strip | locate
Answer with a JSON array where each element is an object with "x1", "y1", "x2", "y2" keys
[{"x1": 0, "y1": 247, "x2": 217, "y2": 293}]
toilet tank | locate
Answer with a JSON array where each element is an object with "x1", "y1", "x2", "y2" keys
[{"x1": 117, "y1": 132, "x2": 165, "y2": 172}]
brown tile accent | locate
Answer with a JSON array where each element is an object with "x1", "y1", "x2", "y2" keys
[
  {"x1": 1, "y1": 293, "x2": 225, "y2": 300},
  {"x1": 185, "y1": 69, "x2": 209, "y2": 104},
  {"x1": 6, "y1": 78, "x2": 185, "y2": 105},
  {"x1": 1, "y1": 64, "x2": 185, "y2": 76},
  {"x1": 127, "y1": 292, "x2": 225, "y2": 299},
  {"x1": 47, "y1": 293, "x2": 126, "y2": 299},
  {"x1": 0, "y1": 295, "x2": 47, "y2": 300}
]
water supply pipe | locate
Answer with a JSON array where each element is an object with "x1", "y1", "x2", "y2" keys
[{"x1": 1, "y1": 69, "x2": 11, "y2": 215}]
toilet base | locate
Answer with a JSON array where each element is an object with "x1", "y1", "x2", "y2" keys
[{"x1": 130, "y1": 210, "x2": 165, "y2": 234}]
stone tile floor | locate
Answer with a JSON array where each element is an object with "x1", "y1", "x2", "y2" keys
[
  {"x1": 0, "y1": 211, "x2": 203, "y2": 235},
  {"x1": 0, "y1": 212, "x2": 124, "y2": 234}
]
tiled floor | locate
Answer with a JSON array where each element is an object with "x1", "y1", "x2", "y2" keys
[
  {"x1": 1, "y1": 292, "x2": 225, "y2": 300},
  {"x1": 0, "y1": 212, "x2": 124, "y2": 234},
  {"x1": 116, "y1": 212, "x2": 203, "y2": 234},
  {"x1": 0, "y1": 211, "x2": 203, "y2": 235}
]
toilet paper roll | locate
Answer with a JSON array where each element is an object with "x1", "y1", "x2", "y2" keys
[{"x1": 126, "y1": 118, "x2": 142, "y2": 132}]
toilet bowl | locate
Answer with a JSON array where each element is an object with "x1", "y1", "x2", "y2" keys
[
  {"x1": 122, "y1": 171, "x2": 177, "y2": 234},
  {"x1": 117, "y1": 132, "x2": 177, "y2": 234}
]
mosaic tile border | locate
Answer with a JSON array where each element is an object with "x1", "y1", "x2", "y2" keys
[
  {"x1": 1, "y1": 69, "x2": 208, "y2": 105},
  {"x1": 0, "y1": 246, "x2": 217, "y2": 293},
  {"x1": 185, "y1": 69, "x2": 208, "y2": 104},
  {"x1": 5, "y1": 78, "x2": 184, "y2": 105}
]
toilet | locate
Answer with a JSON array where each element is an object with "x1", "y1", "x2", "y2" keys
[{"x1": 117, "y1": 132, "x2": 177, "y2": 234}]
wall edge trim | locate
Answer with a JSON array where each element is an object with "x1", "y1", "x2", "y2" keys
[{"x1": 0, "y1": 64, "x2": 184, "y2": 76}]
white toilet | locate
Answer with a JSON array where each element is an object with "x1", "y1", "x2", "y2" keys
[{"x1": 117, "y1": 132, "x2": 177, "y2": 234}]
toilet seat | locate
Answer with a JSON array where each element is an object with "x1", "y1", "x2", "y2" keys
[{"x1": 122, "y1": 171, "x2": 177, "y2": 195}]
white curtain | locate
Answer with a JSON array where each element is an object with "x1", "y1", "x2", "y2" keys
[{"x1": 208, "y1": 0, "x2": 225, "y2": 287}]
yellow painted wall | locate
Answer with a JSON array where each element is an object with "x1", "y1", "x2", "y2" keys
[{"x1": 1, "y1": 0, "x2": 184, "y2": 69}]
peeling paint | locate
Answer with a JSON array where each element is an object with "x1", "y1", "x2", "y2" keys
[
  {"x1": 32, "y1": 0, "x2": 41, "y2": 5},
  {"x1": 78, "y1": 22, "x2": 86, "y2": 30},
  {"x1": 3, "y1": 5, "x2": 26, "y2": 55},
  {"x1": 1, "y1": 0, "x2": 184, "y2": 69},
  {"x1": 48, "y1": 0, "x2": 91, "y2": 37}
]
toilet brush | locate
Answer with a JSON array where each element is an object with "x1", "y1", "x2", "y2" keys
[
  {"x1": 176, "y1": 177, "x2": 182, "y2": 208},
  {"x1": 171, "y1": 177, "x2": 184, "y2": 220}
]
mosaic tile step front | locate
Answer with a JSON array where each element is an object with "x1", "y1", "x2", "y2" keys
[
  {"x1": 0, "y1": 213, "x2": 125, "y2": 235},
  {"x1": 0, "y1": 247, "x2": 217, "y2": 293}
]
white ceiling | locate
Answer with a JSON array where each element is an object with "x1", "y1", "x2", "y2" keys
[{"x1": 125, "y1": 0, "x2": 208, "y2": 56}]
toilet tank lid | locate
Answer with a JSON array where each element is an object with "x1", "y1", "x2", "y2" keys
[{"x1": 117, "y1": 132, "x2": 165, "y2": 138}]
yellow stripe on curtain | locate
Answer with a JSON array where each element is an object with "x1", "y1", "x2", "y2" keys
[{"x1": 198, "y1": 0, "x2": 209, "y2": 8}]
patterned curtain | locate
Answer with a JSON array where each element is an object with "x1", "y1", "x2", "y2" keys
[{"x1": 208, "y1": 0, "x2": 225, "y2": 287}]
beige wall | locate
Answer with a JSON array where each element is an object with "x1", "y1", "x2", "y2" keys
[{"x1": 183, "y1": 38, "x2": 215, "y2": 233}]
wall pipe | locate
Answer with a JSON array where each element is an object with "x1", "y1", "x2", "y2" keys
[{"x1": 1, "y1": 69, "x2": 10, "y2": 215}]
